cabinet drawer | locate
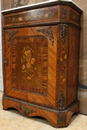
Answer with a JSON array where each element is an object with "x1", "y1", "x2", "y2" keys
[{"x1": 3, "y1": 6, "x2": 59, "y2": 27}]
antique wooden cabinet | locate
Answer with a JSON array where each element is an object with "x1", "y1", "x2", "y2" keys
[{"x1": 2, "y1": 0, "x2": 82, "y2": 127}]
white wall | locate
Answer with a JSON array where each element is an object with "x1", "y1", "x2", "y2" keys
[{"x1": 0, "y1": 1, "x2": 3, "y2": 91}]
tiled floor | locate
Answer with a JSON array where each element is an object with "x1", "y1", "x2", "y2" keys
[{"x1": 0, "y1": 91, "x2": 87, "y2": 130}]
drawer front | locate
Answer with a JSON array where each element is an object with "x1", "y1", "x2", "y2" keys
[
  {"x1": 3, "y1": 6, "x2": 81, "y2": 28},
  {"x1": 3, "y1": 6, "x2": 59, "y2": 27}
]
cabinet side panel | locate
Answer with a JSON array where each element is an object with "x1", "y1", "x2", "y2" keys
[{"x1": 67, "y1": 25, "x2": 80, "y2": 107}]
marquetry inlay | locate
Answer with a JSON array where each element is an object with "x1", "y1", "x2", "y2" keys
[
  {"x1": 11, "y1": 35, "x2": 48, "y2": 95},
  {"x1": 70, "y1": 10, "x2": 80, "y2": 24},
  {"x1": 61, "y1": 8, "x2": 67, "y2": 19},
  {"x1": 4, "y1": 7, "x2": 58, "y2": 26}
]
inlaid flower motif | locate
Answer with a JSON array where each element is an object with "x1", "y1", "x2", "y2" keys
[
  {"x1": 22, "y1": 65, "x2": 25, "y2": 70},
  {"x1": 18, "y1": 17, "x2": 23, "y2": 21},
  {"x1": 26, "y1": 63, "x2": 31, "y2": 69},
  {"x1": 12, "y1": 17, "x2": 15, "y2": 22},
  {"x1": 45, "y1": 13, "x2": 49, "y2": 17},
  {"x1": 21, "y1": 46, "x2": 36, "y2": 81},
  {"x1": 25, "y1": 15, "x2": 30, "y2": 20},
  {"x1": 60, "y1": 58, "x2": 63, "y2": 62},
  {"x1": 31, "y1": 58, "x2": 35, "y2": 64},
  {"x1": 27, "y1": 76, "x2": 31, "y2": 80},
  {"x1": 64, "y1": 55, "x2": 67, "y2": 60}
]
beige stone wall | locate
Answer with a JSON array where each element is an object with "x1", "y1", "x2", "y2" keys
[
  {"x1": 72, "y1": 0, "x2": 87, "y2": 115},
  {"x1": 73, "y1": 0, "x2": 87, "y2": 85},
  {"x1": 1, "y1": 0, "x2": 11, "y2": 10},
  {"x1": 1, "y1": 0, "x2": 47, "y2": 10}
]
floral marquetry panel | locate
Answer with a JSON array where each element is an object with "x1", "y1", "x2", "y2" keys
[{"x1": 11, "y1": 35, "x2": 48, "y2": 95}]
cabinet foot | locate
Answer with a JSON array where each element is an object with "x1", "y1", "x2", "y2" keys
[{"x1": 2, "y1": 95, "x2": 79, "y2": 127}]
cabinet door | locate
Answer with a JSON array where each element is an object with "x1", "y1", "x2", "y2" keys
[{"x1": 3, "y1": 25, "x2": 58, "y2": 109}]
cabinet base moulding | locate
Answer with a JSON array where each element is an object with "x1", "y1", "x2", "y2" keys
[{"x1": 3, "y1": 95, "x2": 79, "y2": 128}]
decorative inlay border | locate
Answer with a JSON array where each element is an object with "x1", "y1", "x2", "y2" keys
[
  {"x1": 37, "y1": 26, "x2": 54, "y2": 45},
  {"x1": 4, "y1": 58, "x2": 8, "y2": 66},
  {"x1": 4, "y1": 7, "x2": 58, "y2": 26},
  {"x1": 58, "y1": 92, "x2": 65, "y2": 110},
  {"x1": 59, "y1": 24, "x2": 68, "y2": 89},
  {"x1": 70, "y1": 10, "x2": 80, "y2": 24},
  {"x1": 8, "y1": 30, "x2": 18, "y2": 46},
  {"x1": 57, "y1": 24, "x2": 68, "y2": 110},
  {"x1": 11, "y1": 35, "x2": 48, "y2": 95},
  {"x1": 60, "y1": 24, "x2": 68, "y2": 43},
  {"x1": 61, "y1": 8, "x2": 67, "y2": 19}
]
